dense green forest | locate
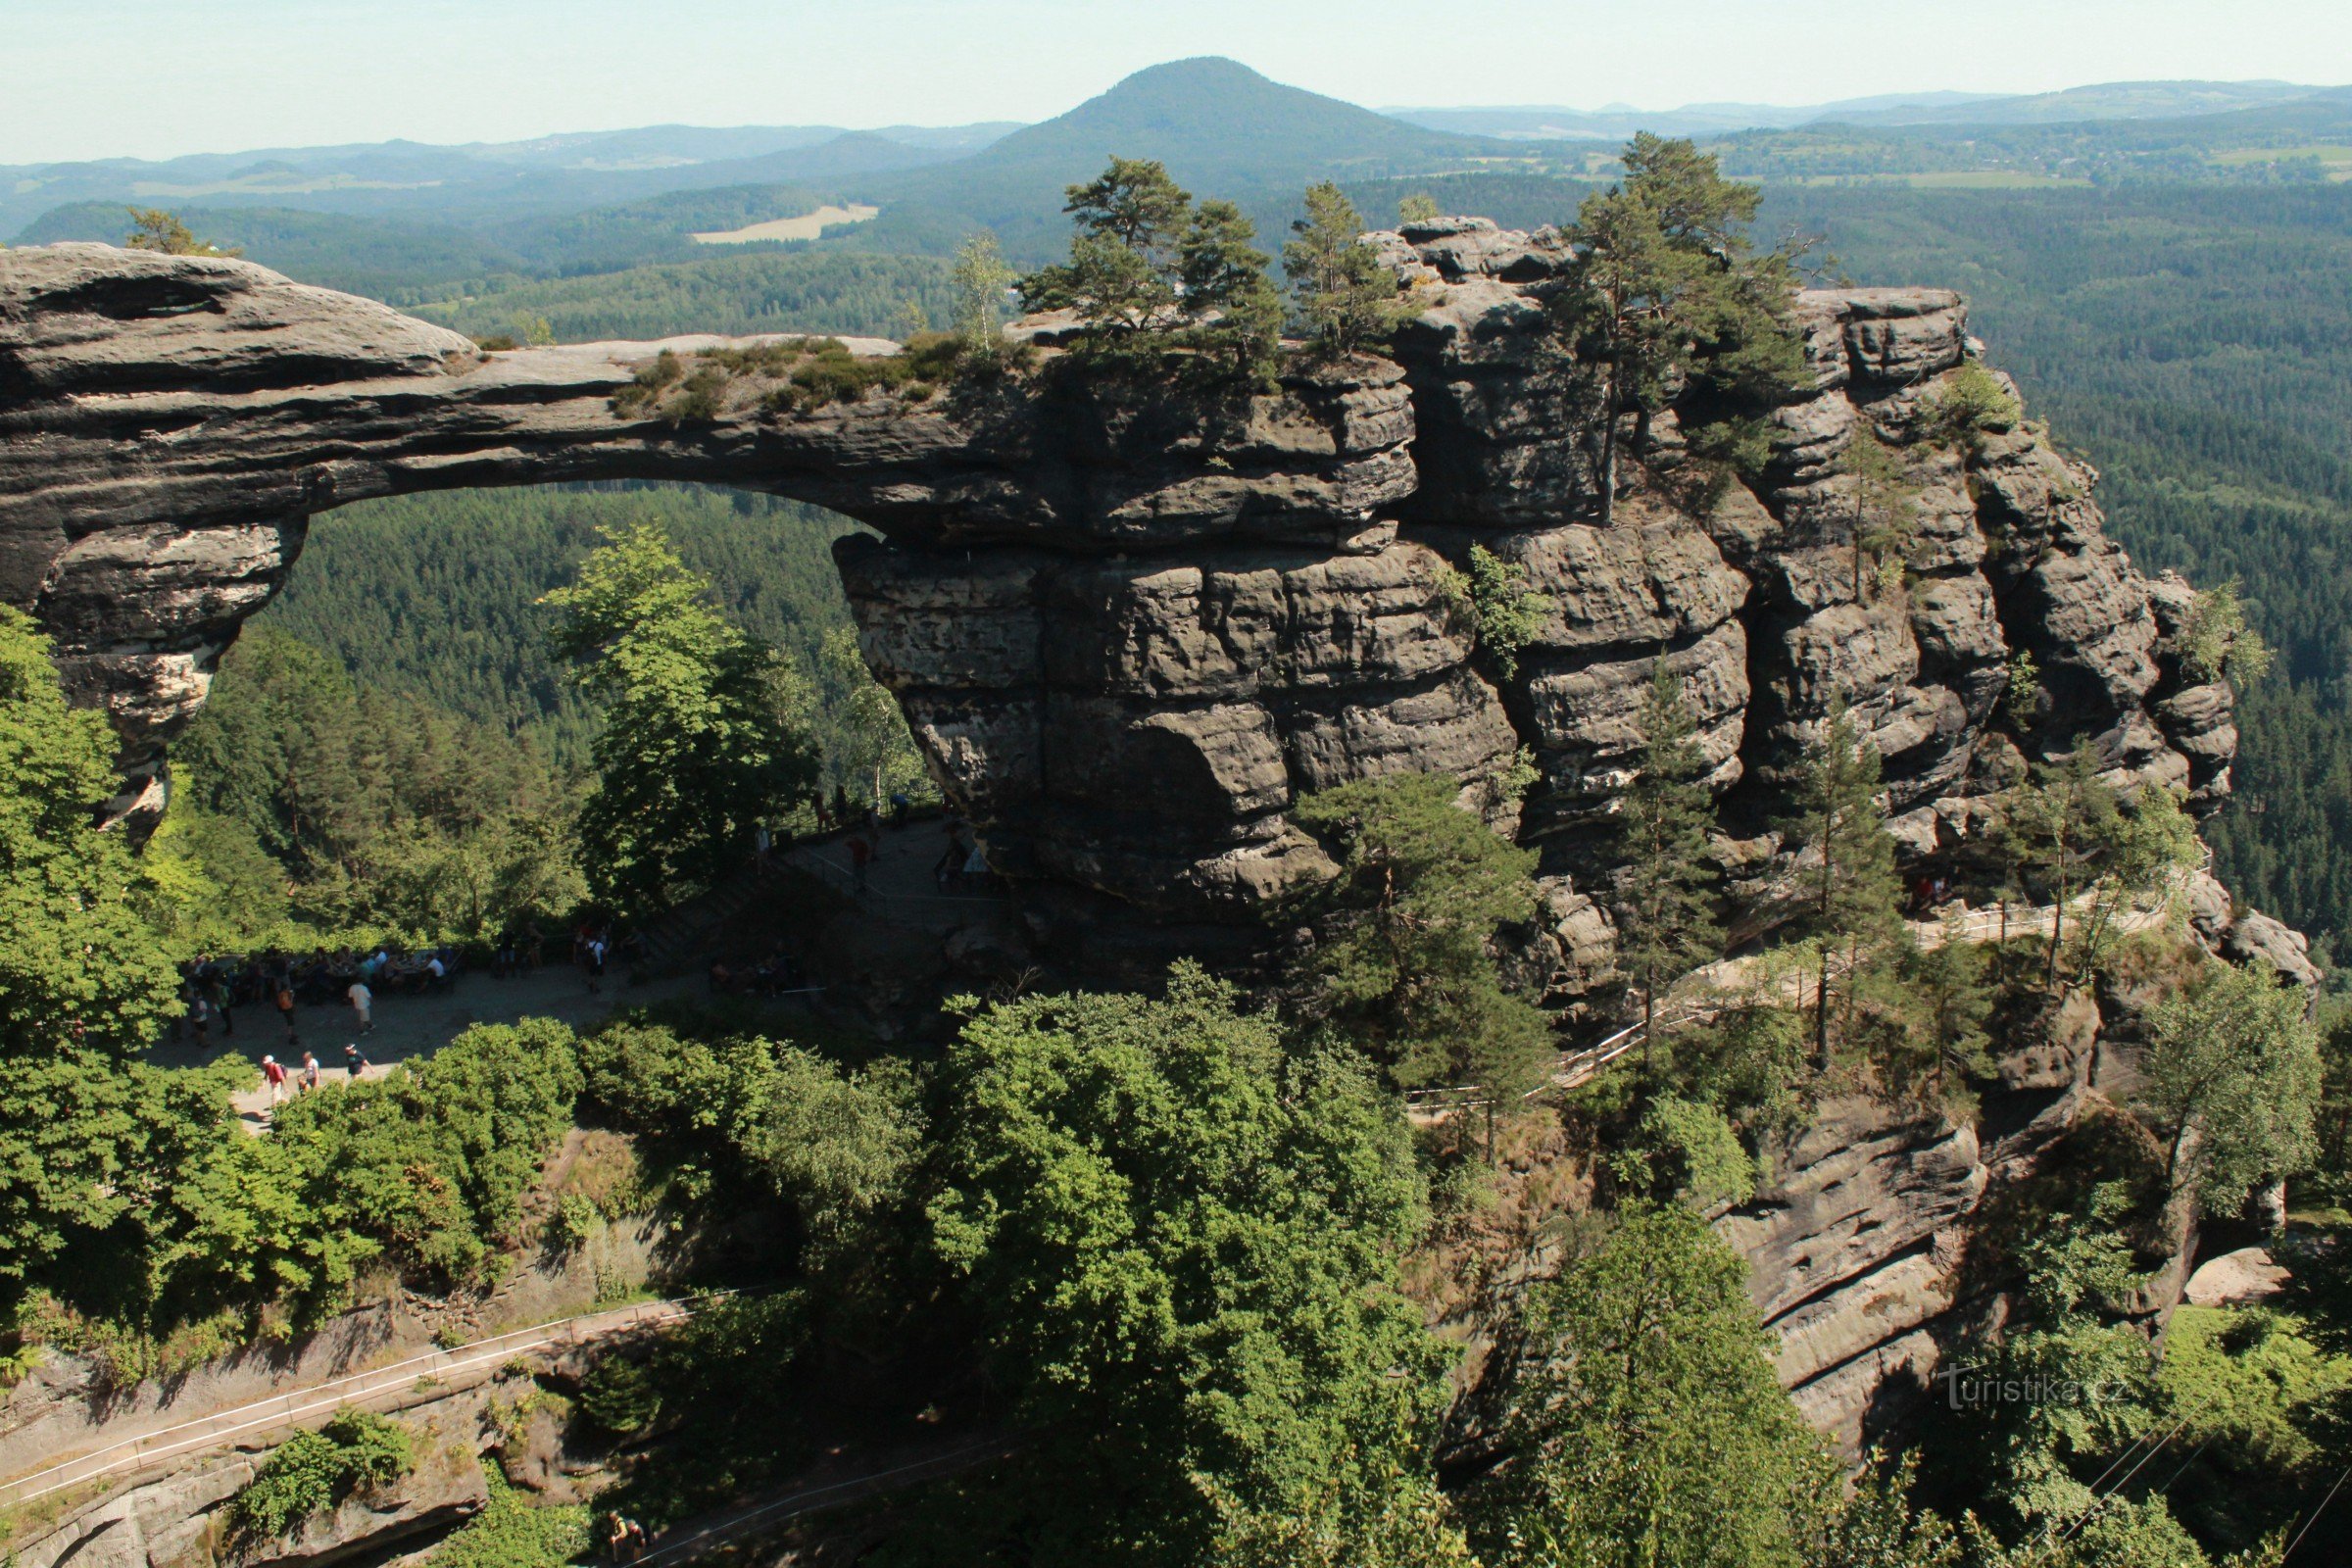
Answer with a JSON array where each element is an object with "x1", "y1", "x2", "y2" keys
[
  {"x1": 264, "y1": 485, "x2": 867, "y2": 766},
  {"x1": 407, "y1": 250, "x2": 954, "y2": 341},
  {"x1": 162, "y1": 484, "x2": 921, "y2": 943}
]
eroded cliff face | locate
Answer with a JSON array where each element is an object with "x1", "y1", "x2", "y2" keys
[
  {"x1": 2, "y1": 235, "x2": 2226, "y2": 928},
  {"x1": 0, "y1": 235, "x2": 2274, "y2": 1451}
]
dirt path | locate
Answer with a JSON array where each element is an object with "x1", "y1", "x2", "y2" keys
[{"x1": 144, "y1": 965, "x2": 700, "y2": 1131}]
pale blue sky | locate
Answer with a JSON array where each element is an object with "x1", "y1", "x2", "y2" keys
[{"x1": 9, "y1": 0, "x2": 2352, "y2": 164}]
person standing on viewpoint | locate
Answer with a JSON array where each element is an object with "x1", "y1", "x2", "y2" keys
[{"x1": 261, "y1": 1054, "x2": 287, "y2": 1105}]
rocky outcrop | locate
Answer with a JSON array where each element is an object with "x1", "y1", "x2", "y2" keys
[
  {"x1": 0, "y1": 233, "x2": 2301, "y2": 1456},
  {"x1": 2, "y1": 238, "x2": 2231, "y2": 943},
  {"x1": 1719, "y1": 1098, "x2": 1984, "y2": 1455}
]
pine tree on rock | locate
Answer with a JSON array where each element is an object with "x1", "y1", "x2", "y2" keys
[
  {"x1": 1549, "y1": 135, "x2": 1807, "y2": 526},
  {"x1": 1610, "y1": 665, "x2": 1724, "y2": 1059},
  {"x1": 1781, "y1": 698, "x2": 1906, "y2": 1071},
  {"x1": 1289, "y1": 773, "x2": 1553, "y2": 1111},
  {"x1": 1284, "y1": 181, "x2": 1418, "y2": 357}
]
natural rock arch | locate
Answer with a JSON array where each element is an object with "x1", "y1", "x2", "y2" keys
[{"x1": 0, "y1": 231, "x2": 2232, "y2": 973}]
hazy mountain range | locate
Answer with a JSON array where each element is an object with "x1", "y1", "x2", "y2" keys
[
  {"x1": 1388, "y1": 78, "x2": 2331, "y2": 139},
  {"x1": 14, "y1": 58, "x2": 2352, "y2": 286}
]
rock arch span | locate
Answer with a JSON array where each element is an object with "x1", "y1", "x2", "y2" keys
[{"x1": 0, "y1": 231, "x2": 2233, "y2": 972}]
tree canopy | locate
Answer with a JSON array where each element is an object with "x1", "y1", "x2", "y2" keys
[
  {"x1": 0, "y1": 607, "x2": 182, "y2": 1061},
  {"x1": 1288, "y1": 772, "x2": 1553, "y2": 1102},
  {"x1": 543, "y1": 521, "x2": 819, "y2": 910},
  {"x1": 924, "y1": 965, "x2": 1446, "y2": 1565},
  {"x1": 1549, "y1": 135, "x2": 1807, "y2": 524}
]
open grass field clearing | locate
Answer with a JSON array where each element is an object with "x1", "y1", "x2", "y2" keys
[{"x1": 693, "y1": 203, "x2": 879, "y2": 243}]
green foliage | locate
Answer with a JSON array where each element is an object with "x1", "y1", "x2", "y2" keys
[
  {"x1": 2141, "y1": 959, "x2": 2323, "y2": 1213},
  {"x1": 579, "y1": 1018, "x2": 922, "y2": 1276},
  {"x1": 544, "y1": 521, "x2": 819, "y2": 910},
  {"x1": 592, "y1": 1292, "x2": 817, "y2": 1522},
  {"x1": 1471, "y1": 1203, "x2": 1838, "y2": 1568},
  {"x1": 1019, "y1": 157, "x2": 1280, "y2": 376},
  {"x1": 137, "y1": 785, "x2": 292, "y2": 954},
  {"x1": 1780, "y1": 698, "x2": 1907, "y2": 1068},
  {"x1": 1550, "y1": 135, "x2": 1807, "y2": 523},
  {"x1": 948, "y1": 230, "x2": 1016, "y2": 357},
  {"x1": 257, "y1": 485, "x2": 867, "y2": 779},
  {"x1": 238, "y1": 1018, "x2": 584, "y2": 1298},
  {"x1": 0, "y1": 607, "x2": 183, "y2": 1061},
  {"x1": 576, "y1": 1351, "x2": 663, "y2": 1439},
  {"x1": 1609, "y1": 666, "x2": 1725, "y2": 1045},
  {"x1": 1288, "y1": 772, "x2": 1553, "y2": 1099},
  {"x1": 2180, "y1": 580, "x2": 2275, "y2": 688},
  {"x1": 8, "y1": 1020, "x2": 580, "y2": 1332},
  {"x1": 1842, "y1": 427, "x2": 1925, "y2": 600},
  {"x1": 1179, "y1": 198, "x2": 1284, "y2": 381},
  {"x1": 1997, "y1": 745, "x2": 2200, "y2": 986},
  {"x1": 1283, "y1": 181, "x2": 1416, "y2": 356},
  {"x1": 174, "y1": 626, "x2": 580, "y2": 944},
  {"x1": 233, "y1": 1410, "x2": 412, "y2": 1539},
  {"x1": 1439, "y1": 543, "x2": 1551, "y2": 682},
  {"x1": 924, "y1": 965, "x2": 1444, "y2": 1565},
  {"x1": 817, "y1": 625, "x2": 928, "y2": 808},
  {"x1": 1205, "y1": 1458, "x2": 1477, "y2": 1568},
  {"x1": 410, "y1": 250, "x2": 955, "y2": 342},
  {"x1": 124, "y1": 207, "x2": 240, "y2": 258},
  {"x1": 1875, "y1": 909, "x2": 1997, "y2": 1110},
  {"x1": 430, "y1": 1468, "x2": 591, "y2": 1568},
  {"x1": 1616, "y1": 1094, "x2": 1755, "y2": 1206},
  {"x1": 1396, "y1": 192, "x2": 1443, "y2": 226},
  {"x1": 1922, "y1": 362, "x2": 2023, "y2": 449}
]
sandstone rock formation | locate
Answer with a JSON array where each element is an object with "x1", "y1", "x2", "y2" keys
[
  {"x1": 3, "y1": 237, "x2": 2228, "y2": 944},
  {"x1": 0, "y1": 235, "x2": 2278, "y2": 1450}
]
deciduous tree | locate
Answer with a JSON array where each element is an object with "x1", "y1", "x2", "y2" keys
[
  {"x1": 2141, "y1": 959, "x2": 2323, "y2": 1213},
  {"x1": 926, "y1": 965, "x2": 1445, "y2": 1566},
  {"x1": 544, "y1": 522, "x2": 817, "y2": 910},
  {"x1": 0, "y1": 607, "x2": 182, "y2": 1060},
  {"x1": 1471, "y1": 1203, "x2": 1837, "y2": 1568}
]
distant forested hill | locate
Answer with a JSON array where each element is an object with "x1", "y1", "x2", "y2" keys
[{"x1": 406, "y1": 251, "x2": 953, "y2": 340}]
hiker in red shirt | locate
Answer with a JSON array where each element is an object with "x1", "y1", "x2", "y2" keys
[{"x1": 260, "y1": 1054, "x2": 289, "y2": 1105}]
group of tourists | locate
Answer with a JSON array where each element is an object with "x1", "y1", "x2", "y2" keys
[
  {"x1": 172, "y1": 947, "x2": 458, "y2": 1051},
  {"x1": 255, "y1": 1041, "x2": 372, "y2": 1104}
]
